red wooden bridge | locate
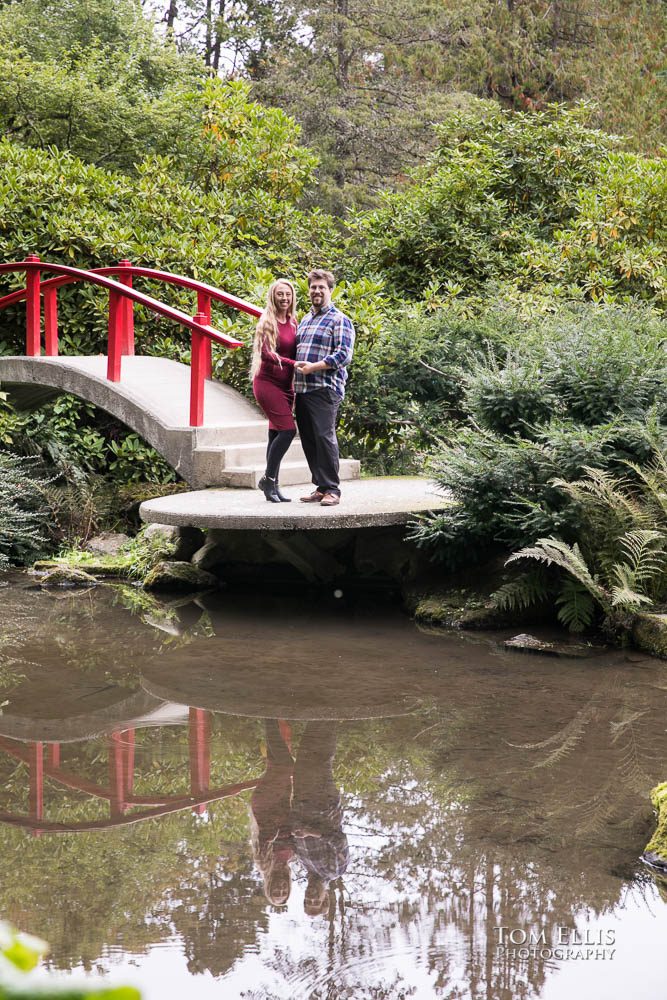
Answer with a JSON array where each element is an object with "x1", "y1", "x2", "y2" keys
[
  {"x1": 0, "y1": 257, "x2": 360, "y2": 488},
  {"x1": 0, "y1": 710, "x2": 294, "y2": 835}
]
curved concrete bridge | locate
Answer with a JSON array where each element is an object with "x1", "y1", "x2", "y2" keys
[
  {"x1": 0, "y1": 354, "x2": 360, "y2": 489},
  {"x1": 0, "y1": 259, "x2": 448, "y2": 527}
]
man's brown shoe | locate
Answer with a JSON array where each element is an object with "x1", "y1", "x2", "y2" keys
[
  {"x1": 320, "y1": 493, "x2": 340, "y2": 507},
  {"x1": 300, "y1": 490, "x2": 325, "y2": 503}
]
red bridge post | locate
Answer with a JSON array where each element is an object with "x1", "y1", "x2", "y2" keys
[
  {"x1": 189, "y1": 708, "x2": 211, "y2": 817},
  {"x1": 107, "y1": 288, "x2": 122, "y2": 382},
  {"x1": 197, "y1": 290, "x2": 212, "y2": 380},
  {"x1": 123, "y1": 728, "x2": 135, "y2": 796},
  {"x1": 43, "y1": 286, "x2": 58, "y2": 356},
  {"x1": 109, "y1": 730, "x2": 127, "y2": 815},
  {"x1": 25, "y1": 254, "x2": 41, "y2": 356},
  {"x1": 28, "y1": 741, "x2": 44, "y2": 837},
  {"x1": 118, "y1": 260, "x2": 135, "y2": 355},
  {"x1": 190, "y1": 311, "x2": 208, "y2": 426}
]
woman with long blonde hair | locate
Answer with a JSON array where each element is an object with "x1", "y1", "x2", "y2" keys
[
  {"x1": 249, "y1": 720, "x2": 295, "y2": 906},
  {"x1": 251, "y1": 279, "x2": 298, "y2": 502}
]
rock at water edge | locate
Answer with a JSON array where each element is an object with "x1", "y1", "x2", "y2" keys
[{"x1": 143, "y1": 560, "x2": 218, "y2": 592}]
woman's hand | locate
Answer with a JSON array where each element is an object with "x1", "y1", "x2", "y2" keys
[{"x1": 296, "y1": 361, "x2": 328, "y2": 375}]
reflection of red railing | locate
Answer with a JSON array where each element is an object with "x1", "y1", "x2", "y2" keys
[
  {"x1": 0, "y1": 709, "x2": 291, "y2": 834},
  {"x1": 0, "y1": 257, "x2": 263, "y2": 427}
]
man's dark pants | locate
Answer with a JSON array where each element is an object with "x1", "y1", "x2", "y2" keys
[{"x1": 295, "y1": 387, "x2": 341, "y2": 496}]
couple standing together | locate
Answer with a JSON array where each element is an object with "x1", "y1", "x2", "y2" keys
[{"x1": 250, "y1": 269, "x2": 355, "y2": 507}]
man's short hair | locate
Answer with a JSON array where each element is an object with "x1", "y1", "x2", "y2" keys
[{"x1": 308, "y1": 269, "x2": 335, "y2": 289}]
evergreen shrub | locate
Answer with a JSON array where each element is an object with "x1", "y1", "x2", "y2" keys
[{"x1": 411, "y1": 301, "x2": 667, "y2": 567}]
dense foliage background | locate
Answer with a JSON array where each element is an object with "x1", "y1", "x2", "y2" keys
[{"x1": 0, "y1": 0, "x2": 665, "y2": 630}]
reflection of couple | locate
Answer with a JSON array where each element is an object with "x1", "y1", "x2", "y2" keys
[
  {"x1": 250, "y1": 720, "x2": 349, "y2": 917},
  {"x1": 250, "y1": 269, "x2": 355, "y2": 508}
]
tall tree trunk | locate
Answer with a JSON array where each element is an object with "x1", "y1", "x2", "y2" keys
[
  {"x1": 335, "y1": 0, "x2": 350, "y2": 88},
  {"x1": 211, "y1": 0, "x2": 226, "y2": 72},
  {"x1": 165, "y1": 0, "x2": 178, "y2": 31},
  {"x1": 552, "y1": 0, "x2": 562, "y2": 51},
  {"x1": 205, "y1": 0, "x2": 213, "y2": 66}
]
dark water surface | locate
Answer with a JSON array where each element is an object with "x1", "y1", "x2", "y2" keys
[{"x1": 1, "y1": 573, "x2": 666, "y2": 1000}]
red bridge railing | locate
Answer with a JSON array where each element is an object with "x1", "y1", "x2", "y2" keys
[
  {"x1": 0, "y1": 256, "x2": 263, "y2": 427},
  {"x1": 0, "y1": 708, "x2": 290, "y2": 834}
]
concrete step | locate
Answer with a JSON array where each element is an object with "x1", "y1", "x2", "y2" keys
[
  {"x1": 192, "y1": 439, "x2": 308, "y2": 483},
  {"x1": 216, "y1": 458, "x2": 360, "y2": 489},
  {"x1": 194, "y1": 420, "x2": 268, "y2": 447},
  {"x1": 217, "y1": 440, "x2": 307, "y2": 467}
]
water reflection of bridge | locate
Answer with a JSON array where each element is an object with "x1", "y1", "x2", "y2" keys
[
  {"x1": 0, "y1": 596, "x2": 420, "y2": 837},
  {"x1": 0, "y1": 707, "x2": 263, "y2": 835}
]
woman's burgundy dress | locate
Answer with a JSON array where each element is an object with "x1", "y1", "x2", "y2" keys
[{"x1": 252, "y1": 319, "x2": 297, "y2": 431}]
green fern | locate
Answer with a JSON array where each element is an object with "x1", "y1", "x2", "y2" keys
[
  {"x1": 506, "y1": 537, "x2": 609, "y2": 610},
  {"x1": 610, "y1": 566, "x2": 654, "y2": 609},
  {"x1": 553, "y1": 467, "x2": 650, "y2": 529},
  {"x1": 624, "y1": 454, "x2": 667, "y2": 520},
  {"x1": 606, "y1": 529, "x2": 667, "y2": 608},
  {"x1": 555, "y1": 577, "x2": 596, "y2": 631},
  {"x1": 491, "y1": 568, "x2": 550, "y2": 611},
  {"x1": 619, "y1": 529, "x2": 666, "y2": 584}
]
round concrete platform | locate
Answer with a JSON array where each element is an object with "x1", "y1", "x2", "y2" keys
[{"x1": 140, "y1": 477, "x2": 450, "y2": 530}]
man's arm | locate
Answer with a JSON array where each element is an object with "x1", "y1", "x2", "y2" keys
[
  {"x1": 323, "y1": 313, "x2": 354, "y2": 370},
  {"x1": 296, "y1": 314, "x2": 354, "y2": 374},
  {"x1": 295, "y1": 358, "x2": 331, "y2": 374}
]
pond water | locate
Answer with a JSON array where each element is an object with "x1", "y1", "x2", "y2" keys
[{"x1": 0, "y1": 573, "x2": 666, "y2": 1000}]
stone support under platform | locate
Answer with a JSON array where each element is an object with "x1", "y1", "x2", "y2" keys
[
  {"x1": 138, "y1": 477, "x2": 451, "y2": 590},
  {"x1": 139, "y1": 477, "x2": 450, "y2": 531}
]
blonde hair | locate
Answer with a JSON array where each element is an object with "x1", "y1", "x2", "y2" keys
[
  {"x1": 249, "y1": 811, "x2": 292, "y2": 906},
  {"x1": 250, "y1": 279, "x2": 297, "y2": 380}
]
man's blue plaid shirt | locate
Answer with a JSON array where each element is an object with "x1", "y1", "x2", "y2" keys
[{"x1": 294, "y1": 303, "x2": 355, "y2": 398}]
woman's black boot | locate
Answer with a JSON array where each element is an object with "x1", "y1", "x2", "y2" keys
[
  {"x1": 275, "y1": 481, "x2": 292, "y2": 503},
  {"x1": 258, "y1": 475, "x2": 281, "y2": 503}
]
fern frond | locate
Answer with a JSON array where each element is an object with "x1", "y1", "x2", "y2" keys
[
  {"x1": 619, "y1": 529, "x2": 666, "y2": 580},
  {"x1": 553, "y1": 468, "x2": 651, "y2": 530},
  {"x1": 491, "y1": 569, "x2": 549, "y2": 611},
  {"x1": 571, "y1": 780, "x2": 618, "y2": 838},
  {"x1": 624, "y1": 459, "x2": 667, "y2": 520},
  {"x1": 610, "y1": 583, "x2": 653, "y2": 609},
  {"x1": 609, "y1": 709, "x2": 647, "y2": 741},
  {"x1": 506, "y1": 537, "x2": 608, "y2": 609},
  {"x1": 509, "y1": 689, "x2": 605, "y2": 754},
  {"x1": 555, "y1": 577, "x2": 596, "y2": 632}
]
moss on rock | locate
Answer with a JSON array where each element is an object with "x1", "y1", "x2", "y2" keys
[
  {"x1": 36, "y1": 557, "x2": 134, "y2": 577},
  {"x1": 632, "y1": 613, "x2": 667, "y2": 659},
  {"x1": 39, "y1": 567, "x2": 100, "y2": 588},
  {"x1": 643, "y1": 782, "x2": 667, "y2": 869},
  {"x1": 412, "y1": 589, "x2": 518, "y2": 630},
  {"x1": 142, "y1": 560, "x2": 218, "y2": 592}
]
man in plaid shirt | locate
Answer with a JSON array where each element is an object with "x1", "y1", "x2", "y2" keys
[{"x1": 294, "y1": 269, "x2": 355, "y2": 506}]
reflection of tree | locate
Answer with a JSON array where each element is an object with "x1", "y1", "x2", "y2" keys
[
  {"x1": 0, "y1": 582, "x2": 165, "y2": 695},
  {"x1": 172, "y1": 867, "x2": 268, "y2": 978},
  {"x1": 306, "y1": 661, "x2": 666, "y2": 1000},
  {"x1": 506, "y1": 677, "x2": 661, "y2": 843}
]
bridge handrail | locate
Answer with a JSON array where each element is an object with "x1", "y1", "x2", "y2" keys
[
  {"x1": 0, "y1": 263, "x2": 263, "y2": 319},
  {"x1": 0, "y1": 260, "x2": 246, "y2": 348},
  {"x1": 0, "y1": 780, "x2": 259, "y2": 833},
  {"x1": 0, "y1": 257, "x2": 263, "y2": 426}
]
